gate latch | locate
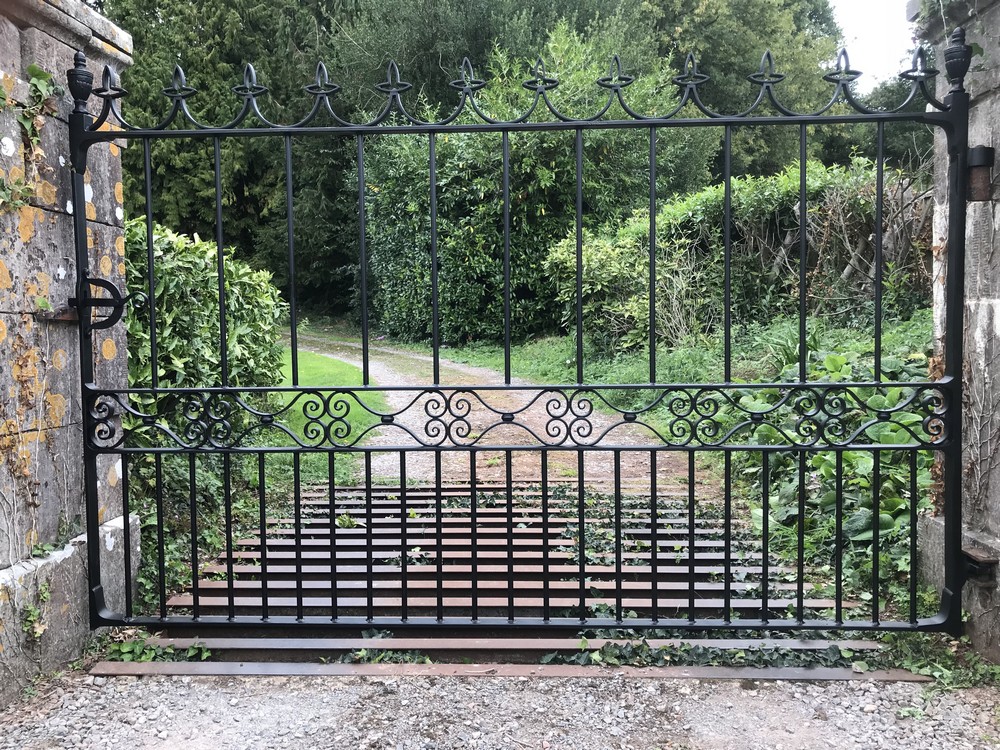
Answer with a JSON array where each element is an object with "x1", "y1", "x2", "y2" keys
[{"x1": 963, "y1": 546, "x2": 999, "y2": 583}]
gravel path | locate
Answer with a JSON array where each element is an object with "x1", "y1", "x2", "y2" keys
[{"x1": 4, "y1": 671, "x2": 999, "y2": 749}]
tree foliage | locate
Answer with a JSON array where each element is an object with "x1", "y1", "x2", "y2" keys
[
  {"x1": 101, "y1": 0, "x2": 895, "y2": 336},
  {"x1": 365, "y1": 19, "x2": 718, "y2": 343}
]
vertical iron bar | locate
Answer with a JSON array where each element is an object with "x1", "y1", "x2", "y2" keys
[
  {"x1": 435, "y1": 450, "x2": 444, "y2": 620},
  {"x1": 365, "y1": 451, "x2": 374, "y2": 621},
  {"x1": 909, "y1": 450, "x2": 919, "y2": 624},
  {"x1": 798, "y1": 125, "x2": 808, "y2": 383},
  {"x1": 328, "y1": 452, "x2": 336, "y2": 621},
  {"x1": 872, "y1": 449, "x2": 881, "y2": 625},
  {"x1": 502, "y1": 130, "x2": 512, "y2": 384},
  {"x1": 874, "y1": 122, "x2": 885, "y2": 381},
  {"x1": 429, "y1": 133, "x2": 440, "y2": 385},
  {"x1": 293, "y1": 453, "x2": 302, "y2": 620},
  {"x1": 541, "y1": 451, "x2": 550, "y2": 622},
  {"x1": 723, "y1": 125, "x2": 733, "y2": 382},
  {"x1": 761, "y1": 452, "x2": 770, "y2": 624},
  {"x1": 222, "y1": 454, "x2": 234, "y2": 620},
  {"x1": 650, "y1": 450, "x2": 658, "y2": 621},
  {"x1": 120, "y1": 454, "x2": 133, "y2": 619},
  {"x1": 796, "y1": 452, "x2": 806, "y2": 624},
  {"x1": 577, "y1": 451, "x2": 586, "y2": 620},
  {"x1": 835, "y1": 451, "x2": 844, "y2": 625},
  {"x1": 142, "y1": 140, "x2": 159, "y2": 392},
  {"x1": 723, "y1": 451, "x2": 732, "y2": 623},
  {"x1": 68, "y1": 75, "x2": 104, "y2": 626},
  {"x1": 357, "y1": 135, "x2": 370, "y2": 385},
  {"x1": 400, "y1": 451, "x2": 408, "y2": 621},
  {"x1": 213, "y1": 138, "x2": 229, "y2": 387},
  {"x1": 941, "y1": 78, "x2": 969, "y2": 636},
  {"x1": 259, "y1": 453, "x2": 269, "y2": 621},
  {"x1": 648, "y1": 127, "x2": 657, "y2": 382},
  {"x1": 506, "y1": 449, "x2": 514, "y2": 621},
  {"x1": 575, "y1": 128, "x2": 584, "y2": 384},
  {"x1": 469, "y1": 451, "x2": 478, "y2": 621},
  {"x1": 284, "y1": 135, "x2": 299, "y2": 385},
  {"x1": 687, "y1": 451, "x2": 696, "y2": 624},
  {"x1": 188, "y1": 454, "x2": 199, "y2": 620},
  {"x1": 155, "y1": 454, "x2": 166, "y2": 619},
  {"x1": 614, "y1": 450, "x2": 623, "y2": 622}
]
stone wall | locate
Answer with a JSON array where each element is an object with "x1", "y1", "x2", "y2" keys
[
  {"x1": 915, "y1": 0, "x2": 1000, "y2": 659},
  {"x1": 0, "y1": 0, "x2": 133, "y2": 707}
]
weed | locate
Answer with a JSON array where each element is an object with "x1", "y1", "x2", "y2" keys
[
  {"x1": 105, "y1": 636, "x2": 211, "y2": 663},
  {"x1": 21, "y1": 582, "x2": 51, "y2": 639}
]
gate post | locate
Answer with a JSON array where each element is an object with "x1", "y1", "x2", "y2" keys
[
  {"x1": 0, "y1": 0, "x2": 132, "y2": 706},
  {"x1": 918, "y1": 1, "x2": 1000, "y2": 657}
]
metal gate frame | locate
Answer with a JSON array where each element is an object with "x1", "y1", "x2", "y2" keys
[{"x1": 67, "y1": 29, "x2": 974, "y2": 634}]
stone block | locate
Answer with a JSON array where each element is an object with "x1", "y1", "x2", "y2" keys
[
  {"x1": 0, "y1": 18, "x2": 20, "y2": 81},
  {"x1": 0, "y1": 205, "x2": 77, "y2": 315},
  {"x1": 76, "y1": 129, "x2": 126, "y2": 228},
  {"x1": 966, "y1": 202, "x2": 1000, "y2": 299},
  {"x1": 0, "y1": 421, "x2": 85, "y2": 569},
  {"x1": 963, "y1": 298, "x2": 1000, "y2": 538},
  {"x1": 17, "y1": 26, "x2": 124, "y2": 125},
  {"x1": 920, "y1": 516, "x2": 1000, "y2": 662},
  {"x1": 0, "y1": 310, "x2": 82, "y2": 424},
  {"x1": 0, "y1": 514, "x2": 138, "y2": 709}
]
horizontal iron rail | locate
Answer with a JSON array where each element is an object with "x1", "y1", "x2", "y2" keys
[
  {"x1": 75, "y1": 111, "x2": 943, "y2": 142},
  {"x1": 89, "y1": 614, "x2": 954, "y2": 632},
  {"x1": 82, "y1": 379, "x2": 951, "y2": 394}
]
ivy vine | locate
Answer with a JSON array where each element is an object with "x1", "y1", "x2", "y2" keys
[{"x1": 0, "y1": 63, "x2": 62, "y2": 213}]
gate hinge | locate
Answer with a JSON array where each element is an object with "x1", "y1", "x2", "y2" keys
[
  {"x1": 70, "y1": 278, "x2": 143, "y2": 331},
  {"x1": 963, "y1": 546, "x2": 998, "y2": 583},
  {"x1": 969, "y1": 145, "x2": 995, "y2": 202}
]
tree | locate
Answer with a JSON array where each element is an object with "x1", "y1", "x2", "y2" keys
[{"x1": 648, "y1": 0, "x2": 841, "y2": 174}]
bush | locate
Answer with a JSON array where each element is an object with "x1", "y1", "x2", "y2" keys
[
  {"x1": 546, "y1": 158, "x2": 931, "y2": 356},
  {"x1": 724, "y1": 311, "x2": 934, "y2": 600},
  {"x1": 122, "y1": 219, "x2": 287, "y2": 612}
]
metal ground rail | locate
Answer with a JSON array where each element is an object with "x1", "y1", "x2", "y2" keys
[{"x1": 67, "y1": 29, "x2": 976, "y2": 634}]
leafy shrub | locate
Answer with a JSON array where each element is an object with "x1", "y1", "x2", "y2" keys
[
  {"x1": 727, "y1": 311, "x2": 934, "y2": 600},
  {"x1": 123, "y1": 219, "x2": 287, "y2": 612},
  {"x1": 124, "y1": 219, "x2": 286, "y2": 392},
  {"x1": 546, "y1": 158, "x2": 931, "y2": 355}
]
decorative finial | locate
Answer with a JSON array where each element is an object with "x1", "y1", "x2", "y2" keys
[
  {"x1": 944, "y1": 27, "x2": 972, "y2": 93},
  {"x1": 67, "y1": 50, "x2": 94, "y2": 115}
]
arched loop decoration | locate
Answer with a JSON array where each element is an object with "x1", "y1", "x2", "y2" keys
[
  {"x1": 823, "y1": 49, "x2": 863, "y2": 86},
  {"x1": 163, "y1": 64, "x2": 197, "y2": 101},
  {"x1": 233, "y1": 63, "x2": 268, "y2": 99},
  {"x1": 901, "y1": 47, "x2": 939, "y2": 83},
  {"x1": 672, "y1": 53, "x2": 710, "y2": 88},
  {"x1": 74, "y1": 33, "x2": 960, "y2": 134},
  {"x1": 305, "y1": 61, "x2": 341, "y2": 97}
]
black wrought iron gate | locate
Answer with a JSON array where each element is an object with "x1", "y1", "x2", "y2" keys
[{"x1": 69, "y1": 30, "x2": 974, "y2": 634}]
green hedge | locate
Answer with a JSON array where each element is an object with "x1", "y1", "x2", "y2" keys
[
  {"x1": 545, "y1": 157, "x2": 930, "y2": 355},
  {"x1": 365, "y1": 21, "x2": 718, "y2": 344},
  {"x1": 122, "y1": 219, "x2": 287, "y2": 611}
]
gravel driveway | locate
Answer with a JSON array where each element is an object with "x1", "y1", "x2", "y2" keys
[{"x1": 4, "y1": 671, "x2": 999, "y2": 750}]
